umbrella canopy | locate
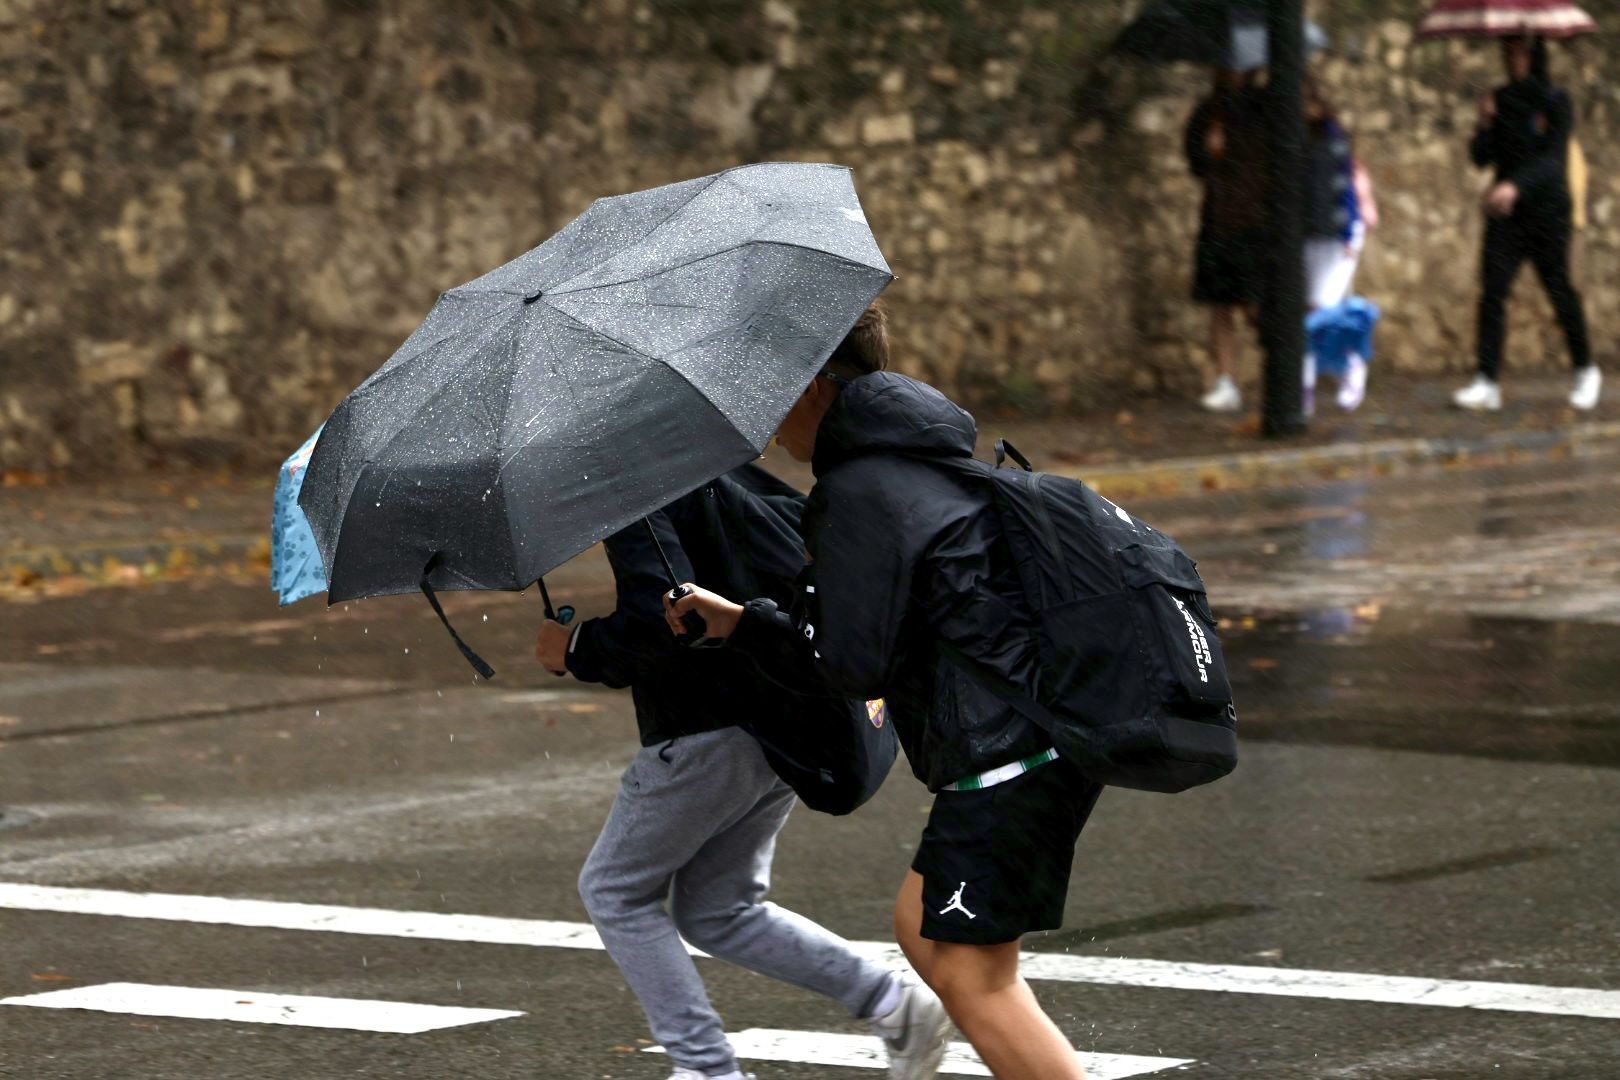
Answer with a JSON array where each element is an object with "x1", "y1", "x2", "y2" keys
[
  {"x1": 1112, "y1": 0, "x2": 1326, "y2": 69},
  {"x1": 1417, "y1": 0, "x2": 1598, "y2": 39},
  {"x1": 300, "y1": 162, "x2": 891, "y2": 606},
  {"x1": 270, "y1": 425, "x2": 327, "y2": 606}
]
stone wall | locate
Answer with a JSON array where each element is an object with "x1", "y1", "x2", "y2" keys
[{"x1": 2, "y1": 0, "x2": 1617, "y2": 473}]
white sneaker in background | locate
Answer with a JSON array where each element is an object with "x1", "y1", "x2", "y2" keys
[
  {"x1": 1200, "y1": 375, "x2": 1242, "y2": 413},
  {"x1": 1571, "y1": 366, "x2": 1602, "y2": 410},
  {"x1": 1452, "y1": 375, "x2": 1502, "y2": 412},
  {"x1": 666, "y1": 1070, "x2": 753, "y2": 1080},
  {"x1": 1338, "y1": 354, "x2": 1368, "y2": 411},
  {"x1": 870, "y1": 977, "x2": 952, "y2": 1080}
]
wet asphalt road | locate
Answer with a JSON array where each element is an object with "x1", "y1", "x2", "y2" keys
[{"x1": 2, "y1": 452, "x2": 1619, "y2": 1079}]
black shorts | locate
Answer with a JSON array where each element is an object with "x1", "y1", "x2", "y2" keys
[
  {"x1": 912, "y1": 759, "x2": 1103, "y2": 945},
  {"x1": 1193, "y1": 229, "x2": 1269, "y2": 306}
]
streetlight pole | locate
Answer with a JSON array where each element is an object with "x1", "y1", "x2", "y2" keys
[{"x1": 1261, "y1": 0, "x2": 1308, "y2": 437}]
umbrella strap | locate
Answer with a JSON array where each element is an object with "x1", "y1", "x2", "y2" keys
[{"x1": 419, "y1": 555, "x2": 496, "y2": 680}]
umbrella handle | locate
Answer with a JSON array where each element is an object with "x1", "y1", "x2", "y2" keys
[
  {"x1": 642, "y1": 518, "x2": 708, "y2": 639},
  {"x1": 536, "y1": 577, "x2": 574, "y2": 626}
]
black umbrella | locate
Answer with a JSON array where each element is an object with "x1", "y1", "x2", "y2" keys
[
  {"x1": 300, "y1": 163, "x2": 891, "y2": 670},
  {"x1": 1113, "y1": 0, "x2": 1325, "y2": 69}
]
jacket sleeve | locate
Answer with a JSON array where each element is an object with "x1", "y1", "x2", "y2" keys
[
  {"x1": 1508, "y1": 90, "x2": 1572, "y2": 201},
  {"x1": 565, "y1": 509, "x2": 694, "y2": 688},
  {"x1": 727, "y1": 467, "x2": 924, "y2": 701}
]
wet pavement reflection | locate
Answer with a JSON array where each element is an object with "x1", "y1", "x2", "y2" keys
[{"x1": 1226, "y1": 608, "x2": 1620, "y2": 769}]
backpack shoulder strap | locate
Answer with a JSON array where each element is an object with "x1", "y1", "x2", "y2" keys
[{"x1": 993, "y1": 439, "x2": 1035, "y2": 472}]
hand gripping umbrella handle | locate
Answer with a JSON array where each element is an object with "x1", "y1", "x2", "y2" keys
[{"x1": 642, "y1": 518, "x2": 707, "y2": 639}]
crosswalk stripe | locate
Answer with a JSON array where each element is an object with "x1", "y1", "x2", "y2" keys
[
  {"x1": 1, "y1": 882, "x2": 1617, "y2": 1021},
  {"x1": 0, "y1": 982, "x2": 523, "y2": 1033},
  {"x1": 644, "y1": 1028, "x2": 1193, "y2": 1078}
]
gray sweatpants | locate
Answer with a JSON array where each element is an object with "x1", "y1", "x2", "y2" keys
[{"x1": 578, "y1": 726, "x2": 896, "y2": 1077}]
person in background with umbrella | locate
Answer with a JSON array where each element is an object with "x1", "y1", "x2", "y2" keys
[
  {"x1": 1186, "y1": 68, "x2": 1272, "y2": 412},
  {"x1": 532, "y1": 457, "x2": 950, "y2": 1080},
  {"x1": 665, "y1": 306, "x2": 1105, "y2": 1080},
  {"x1": 1453, "y1": 34, "x2": 1600, "y2": 411}
]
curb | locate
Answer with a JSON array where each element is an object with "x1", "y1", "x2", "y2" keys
[
  {"x1": 6, "y1": 420, "x2": 1620, "y2": 588},
  {"x1": 1065, "y1": 419, "x2": 1620, "y2": 501}
]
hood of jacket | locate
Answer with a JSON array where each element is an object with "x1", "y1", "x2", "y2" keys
[{"x1": 811, "y1": 372, "x2": 977, "y2": 477}]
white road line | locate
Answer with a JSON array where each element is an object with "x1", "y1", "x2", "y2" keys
[
  {"x1": 0, "y1": 982, "x2": 523, "y2": 1033},
  {"x1": 644, "y1": 1028, "x2": 1192, "y2": 1078},
  {"x1": 2, "y1": 882, "x2": 1618, "y2": 1021}
]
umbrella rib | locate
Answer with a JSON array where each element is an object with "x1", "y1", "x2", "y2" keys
[
  {"x1": 332, "y1": 307, "x2": 527, "y2": 582},
  {"x1": 325, "y1": 328, "x2": 483, "y2": 512},
  {"x1": 457, "y1": 174, "x2": 726, "y2": 300},
  {"x1": 367, "y1": 309, "x2": 523, "y2": 506},
  {"x1": 547, "y1": 307, "x2": 763, "y2": 454},
  {"x1": 496, "y1": 307, "x2": 596, "y2": 474},
  {"x1": 356, "y1": 293, "x2": 497, "y2": 392},
  {"x1": 548, "y1": 239, "x2": 885, "y2": 297},
  {"x1": 490, "y1": 315, "x2": 534, "y2": 583}
]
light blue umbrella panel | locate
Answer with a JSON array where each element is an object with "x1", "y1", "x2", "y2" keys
[{"x1": 271, "y1": 425, "x2": 328, "y2": 605}]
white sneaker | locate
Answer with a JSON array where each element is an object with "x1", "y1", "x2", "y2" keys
[
  {"x1": 665, "y1": 1070, "x2": 753, "y2": 1080},
  {"x1": 870, "y1": 977, "x2": 952, "y2": 1079},
  {"x1": 1453, "y1": 375, "x2": 1502, "y2": 412},
  {"x1": 1571, "y1": 366, "x2": 1602, "y2": 410},
  {"x1": 1200, "y1": 375, "x2": 1242, "y2": 413},
  {"x1": 1338, "y1": 354, "x2": 1368, "y2": 411}
]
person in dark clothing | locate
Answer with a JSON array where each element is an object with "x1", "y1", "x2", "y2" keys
[
  {"x1": 1186, "y1": 68, "x2": 1271, "y2": 412},
  {"x1": 1454, "y1": 35, "x2": 1600, "y2": 412},
  {"x1": 664, "y1": 306, "x2": 1105, "y2": 1080},
  {"x1": 533, "y1": 468, "x2": 950, "y2": 1080}
]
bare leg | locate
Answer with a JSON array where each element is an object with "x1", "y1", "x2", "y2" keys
[
  {"x1": 894, "y1": 870, "x2": 1086, "y2": 1080},
  {"x1": 894, "y1": 869, "x2": 937, "y2": 985}
]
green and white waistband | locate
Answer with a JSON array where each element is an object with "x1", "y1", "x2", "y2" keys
[{"x1": 943, "y1": 748, "x2": 1059, "y2": 792}]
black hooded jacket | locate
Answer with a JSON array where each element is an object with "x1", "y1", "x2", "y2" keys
[
  {"x1": 729, "y1": 372, "x2": 1049, "y2": 792},
  {"x1": 566, "y1": 463, "x2": 806, "y2": 747},
  {"x1": 1471, "y1": 78, "x2": 1574, "y2": 218}
]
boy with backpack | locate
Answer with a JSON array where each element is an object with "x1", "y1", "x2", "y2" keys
[
  {"x1": 534, "y1": 465, "x2": 951, "y2": 1080},
  {"x1": 666, "y1": 305, "x2": 1235, "y2": 1079}
]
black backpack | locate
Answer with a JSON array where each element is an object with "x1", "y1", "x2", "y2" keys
[
  {"x1": 937, "y1": 442, "x2": 1237, "y2": 793},
  {"x1": 699, "y1": 468, "x2": 899, "y2": 815}
]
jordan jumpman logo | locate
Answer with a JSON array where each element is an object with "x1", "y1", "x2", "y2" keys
[{"x1": 939, "y1": 882, "x2": 976, "y2": 919}]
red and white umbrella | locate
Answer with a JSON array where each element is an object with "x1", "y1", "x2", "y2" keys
[{"x1": 1417, "y1": 0, "x2": 1598, "y2": 39}]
